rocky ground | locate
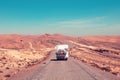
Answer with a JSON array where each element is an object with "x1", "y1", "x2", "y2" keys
[
  {"x1": 0, "y1": 48, "x2": 53, "y2": 80},
  {"x1": 0, "y1": 34, "x2": 55, "y2": 80},
  {"x1": 70, "y1": 37, "x2": 120, "y2": 77},
  {"x1": 0, "y1": 34, "x2": 120, "y2": 80}
]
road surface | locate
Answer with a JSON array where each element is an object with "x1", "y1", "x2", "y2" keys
[{"x1": 9, "y1": 51, "x2": 119, "y2": 80}]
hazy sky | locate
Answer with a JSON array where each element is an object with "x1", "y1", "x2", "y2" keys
[{"x1": 0, "y1": 0, "x2": 120, "y2": 36}]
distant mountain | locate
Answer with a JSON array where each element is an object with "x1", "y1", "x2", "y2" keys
[
  {"x1": 81, "y1": 36, "x2": 120, "y2": 43},
  {"x1": 0, "y1": 34, "x2": 76, "y2": 49},
  {"x1": 0, "y1": 34, "x2": 119, "y2": 49}
]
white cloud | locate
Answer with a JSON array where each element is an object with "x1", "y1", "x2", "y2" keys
[
  {"x1": 47, "y1": 16, "x2": 106, "y2": 28},
  {"x1": 59, "y1": 16, "x2": 106, "y2": 24},
  {"x1": 39, "y1": 16, "x2": 120, "y2": 36}
]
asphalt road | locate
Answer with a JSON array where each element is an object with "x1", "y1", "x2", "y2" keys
[{"x1": 9, "y1": 52, "x2": 119, "y2": 80}]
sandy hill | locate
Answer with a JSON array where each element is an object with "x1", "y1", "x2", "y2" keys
[
  {"x1": 0, "y1": 34, "x2": 76, "y2": 49},
  {"x1": 81, "y1": 36, "x2": 120, "y2": 43},
  {"x1": 0, "y1": 34, "x2": 120, "y2": 80}
]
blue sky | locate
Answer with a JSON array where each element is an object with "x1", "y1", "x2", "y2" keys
[{"x1": 0, "y1": 0, "x2": 120, "y2": 36}]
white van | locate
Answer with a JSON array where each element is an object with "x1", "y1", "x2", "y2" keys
[{"x1": 55, "y1": 45, "x2": 69, "y2": 60}]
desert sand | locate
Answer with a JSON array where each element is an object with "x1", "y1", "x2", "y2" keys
[{"x1": 0, "y1": 34, "x2": 120, "y2": 80}]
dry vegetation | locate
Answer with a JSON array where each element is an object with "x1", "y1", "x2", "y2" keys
[
  {"x1": 70, "y1": 37, "x2": 120, "y2": 76},
  {"x1": 0, "y1": 49, "x2": 52, "y2": 80},
  {"x1": 0, "y1": 34, "x2": 120, "y2": 80},
  {"x1": 0, "y1": 34, "x2": 56, "y2": 80}
]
